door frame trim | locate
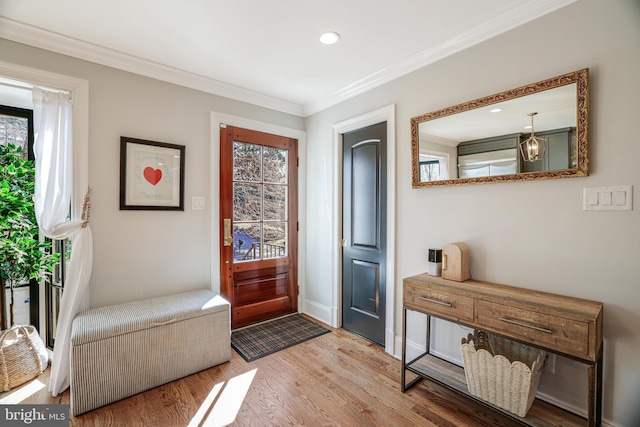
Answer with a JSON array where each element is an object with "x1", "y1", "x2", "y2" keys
[
  {"x1": 331, "y1": 105, "x2": 396, "y2": 356},
  {"x1": 210, "y1": 112, "x2": 306, "y2": 310}
]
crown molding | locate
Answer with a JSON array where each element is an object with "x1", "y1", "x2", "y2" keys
[
  {"x1": 1, "y1": 0, "x2": 575, "y2": 118},
  {"x1": 419, "y1": 133, "x2": 459, "y2": 148},
  {"x1": 302, "y1": 0, "x2": 577, "y2": 116},
  {"x1": 0, "y1": 17, "x2": 304, "y2": 117}
]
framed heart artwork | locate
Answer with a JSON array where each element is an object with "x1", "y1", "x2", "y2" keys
[{"x1": 119, "y1": 137, "x2": 185, "y2": 210}]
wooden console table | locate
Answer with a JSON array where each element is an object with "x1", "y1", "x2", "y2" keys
[{"x1": 401, "y1": 273, "x2": 603, "y2": 427}]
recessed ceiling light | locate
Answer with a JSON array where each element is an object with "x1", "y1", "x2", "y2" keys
[
  {"x1": 320, "y1": 31, "x2": 341, "y2": 45},
  {"x1": 490, "y1": 108, "x2": 502, "y2": 113}
]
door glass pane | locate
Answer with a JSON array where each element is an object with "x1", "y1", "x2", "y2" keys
[
  {"x1": 263, "y1": 146, "x2": 287, "y2": 184},
  {"x1": 263, "y1": 222, "x2": 287, "y2": 259},
  {"x1": 233, "y1": 183, "x2": 261, "y2": 221},
  {"x1": 232, "y1": 140, "x2": 289, "y2": 262},
  {"x1": 233, "y1": 141, "x2": 261, "y2": 182},
  {"x1": 263, "y1": 184, "x2": 286, "y2": 221},
  {"x1": 233, "y1": 223, "x2": 261, "y2": 262}
]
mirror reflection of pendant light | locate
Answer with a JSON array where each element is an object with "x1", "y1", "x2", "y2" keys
[{"x1": 519, "y1": 112, "x2": 547, "y2": 162}]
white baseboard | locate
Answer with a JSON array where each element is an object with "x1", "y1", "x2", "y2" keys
[
  {"x1": 385, "y1": 328, "x2": 395, "y2": 356},
  {"x1": 301, "y1": 299, "x2": 333, "y2": 327},
  {"x1": 302, "y1": 300, "x2": 394, "y2": 357},
  {"x1": 394, "y1": 335, "x2": 424, "y2": 360},
  {"x1": 534, "y1": 391, "x2": 586, "y2": 418},
  {"x1": 533, "y1": 393, "x2": 615, "y2": 427},
  {"x1": 393, "y1": 335, "x2": 403, "y2": 359}
]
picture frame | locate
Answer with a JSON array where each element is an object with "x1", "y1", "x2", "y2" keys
[{"x1": 119, "y1": 136, "x2": 185, "y2": 210}]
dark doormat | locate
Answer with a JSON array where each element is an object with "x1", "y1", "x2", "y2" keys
[{"x1": 231, "y1": 314, "x2": 330, "y2": 362}]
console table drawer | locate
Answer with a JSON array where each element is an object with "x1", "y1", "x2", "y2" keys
[
  {"x1": 404, "y1": 282, "x2": 474, "y2": 322},
  {"x1": 476, "y1": 300, "x2": 589, "y2": 357}
]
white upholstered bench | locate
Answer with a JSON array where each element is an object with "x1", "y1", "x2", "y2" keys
[{"x1": 70, "y1": 290, "x2": 230, "y2": 416}]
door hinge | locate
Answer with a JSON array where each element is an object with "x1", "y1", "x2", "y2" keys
[
  {"x1": 297, "y1": 221, "x2": 299, "y2": 231},
  {"x1": 220, "y1": 123, "x2": 227, "y2": 128},
  {"x1": 297, "y1": 157, "x2": 299, "y2": 167},
  {"x1": 341, "y1": 239, "x2": 347, "y2": 247}
]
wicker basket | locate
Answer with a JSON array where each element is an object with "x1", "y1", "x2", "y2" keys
[
  {"x1": 0, "y1": 325, "x2": 49, "y2": 391},
  {"x1": 460, "y1": 330, "x2": 546, "y2": 417}
]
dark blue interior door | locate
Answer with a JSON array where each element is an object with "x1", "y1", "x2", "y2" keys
[{"x1": 342, "y1": 121, "x2": 387, "y2": 346}]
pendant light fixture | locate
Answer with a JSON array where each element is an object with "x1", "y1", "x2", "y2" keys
[{"x1": 519, "y1": 112, "x2": 547, "y2": 162}]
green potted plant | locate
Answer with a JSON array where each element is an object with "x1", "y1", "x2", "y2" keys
[{"x1": 0, "y1": 142, "x2": 59, "y2": 328}]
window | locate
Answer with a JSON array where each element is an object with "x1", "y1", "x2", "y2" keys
[
  {"x1": 419, "y1": 159, "x2": 441, "y2": 182},
  {"x1": 1, "y1": 66, "x2": 88, "y2": 393},
  {"x1": 0, "y1": 105, "x2": 35, "y2": 329},
  {"x1": 0, "y1": 105, "x2": 32, "y2": 156},
  {"x1": 0, "y1": 104, "x2": 69, "y2": 348}
]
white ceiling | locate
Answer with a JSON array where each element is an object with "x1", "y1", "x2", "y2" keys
[
  {"x1": 0, "y1": 0, "x2": 575, "y2": 116},
  {"x1": 420, "y1": 84, "x2": 578, "y2": 145}
]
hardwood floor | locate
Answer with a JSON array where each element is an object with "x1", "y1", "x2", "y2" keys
[{"x1": 0, "y1": 319, "x2": 523, "y2": 427}]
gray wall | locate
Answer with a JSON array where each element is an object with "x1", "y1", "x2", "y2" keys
[
  {"x1": 0, "y1": 38, "x2": 304, "y2": 308},
  {"x1": 1, "y1": 0, "x2": 638, "y2": 424},
  {"x1": 303, "y1": 0, "x2": 639, "y2": 425}
]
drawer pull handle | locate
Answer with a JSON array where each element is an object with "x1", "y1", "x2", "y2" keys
[
  {"x1": 499, "y1": 317, "x2": 552, "y2": 334},
  {"x1": 418, "y1": 296, "x2": 452, "y2": 307}
]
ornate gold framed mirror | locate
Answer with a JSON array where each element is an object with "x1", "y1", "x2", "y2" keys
[{"x1": 411, "y1": 69, "x2": 589, "y2": 188}]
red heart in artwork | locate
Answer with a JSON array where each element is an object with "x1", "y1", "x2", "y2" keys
[{"x1": 143, "y1": 167, "x2": 162, "y2": 185}]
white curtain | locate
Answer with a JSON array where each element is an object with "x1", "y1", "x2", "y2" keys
[{"x1": 32, "y1": 87, "x2": 93, "y2": 396}]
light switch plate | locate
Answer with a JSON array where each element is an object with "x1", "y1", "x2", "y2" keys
[
  {"x1": 583, "y1": 186, "x2": 632, "y2": 211},
  {"x1": 191, "y1": 196, "x2": 205, "y2": 210}
]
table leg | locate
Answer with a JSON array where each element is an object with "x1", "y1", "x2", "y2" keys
[
  {"x1": 401, "y1": 307, "x2": 407, "y2": 392},
  {"x1": 587, "y1": 349, "x2": 603, "y2": 427}
]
